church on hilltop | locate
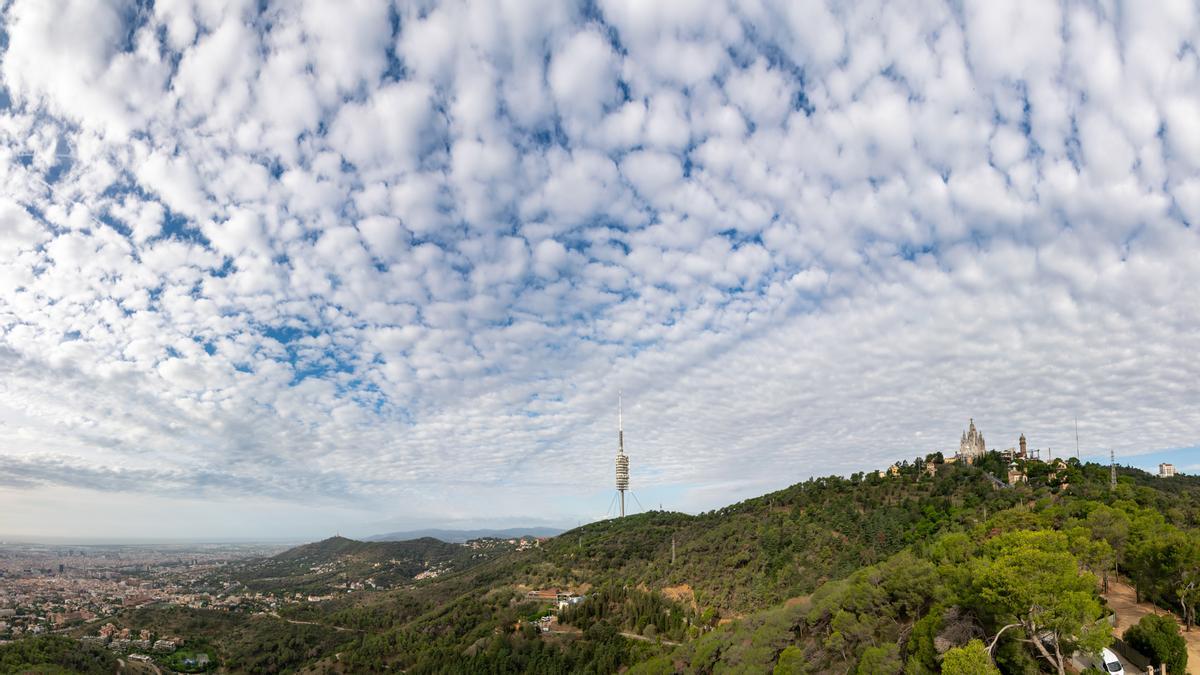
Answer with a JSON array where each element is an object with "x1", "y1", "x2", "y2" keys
[
  {"x1": 958, "y1": 418, "x2": 986, "y2": 463},
  {"x1": 951, "y1": 419, "x2": 1038, "y2": 465}
]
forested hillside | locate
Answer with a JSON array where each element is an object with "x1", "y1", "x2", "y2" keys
[
  {"x1": 23, "y1": 454, "x2": 1200, "y2": 673},
  {"x1": 229, "y1": 535, "x2": 487, "y2": 594},
  {"x1": 318, "y1": 455, "x2": 1200, "y2": 673},
  {"x1": 0, "y1": 635, "x2": 117, "y2": 674},
  {"x1": 536, "y1": 458, "x2": 1018, "y2": 614}
]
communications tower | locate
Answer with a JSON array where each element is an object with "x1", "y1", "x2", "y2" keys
[{"x1": 615, "y1": 392, "x2": 630, "y2": 517}]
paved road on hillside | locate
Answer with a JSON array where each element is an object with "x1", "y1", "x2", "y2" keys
[{"x1": 1070, "y1": 649, "x2": 1137, "y2": 673}]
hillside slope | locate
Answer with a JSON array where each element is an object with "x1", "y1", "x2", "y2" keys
[
  {"x1": 366, "y1": 527, "x2": 564, "y2": 542},
  {"x1": 69, "y1": 453, "x2": 1200, "y2": 674},
  {"x1": 534, "y1": 458, "x2": 1017, "y2": 614},
  {"x1": 233, "y1": 535, "x2": 478, "y2": 593},
  {"x1": 322, "y1": 455, "x2": 1200, "y2": 673}
]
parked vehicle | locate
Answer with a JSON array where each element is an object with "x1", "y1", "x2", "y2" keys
[{"x1": 1096, "y1": 647, "x2": 1124, "y2": 675}]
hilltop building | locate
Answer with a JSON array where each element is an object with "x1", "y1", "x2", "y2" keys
[
  {"x1": 1159, "y1": 463, "x2": 1176, "y2": 478},
  {"x1": 957, "y1": 419, "x2": 987, "y2": 463},
  {"x1": 877, "y1": 463, "x2": 902, "y2": 478},
  {"x1": 1007, "y1": 461, "x2": 1027, "y2": 485},
  {"x1": 1048, "y1": 458, "x2": 1069, "y2": 486},
  {"x1": 1001, "y1": 433, "x2": 1041, "y2": 462}
]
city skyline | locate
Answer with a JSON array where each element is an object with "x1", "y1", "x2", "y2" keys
[{"x1": 2, "y1": 0, "x2": 1200, "y2": 540}]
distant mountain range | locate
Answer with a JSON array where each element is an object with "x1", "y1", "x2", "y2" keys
[{"x1": 364, "y1": 527, "x2": 564, "y2": 543}]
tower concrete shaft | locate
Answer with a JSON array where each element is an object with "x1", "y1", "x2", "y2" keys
[{"x1": 615, "y1": 391, "x2": 629, "y2": 517}]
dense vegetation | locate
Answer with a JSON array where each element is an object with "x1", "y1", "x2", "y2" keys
[
  {"x1": 614, "y1": 456, "x2": 1200, "y2": 674},
  {"x1": 560, "y1": 585, "x2": 697, "y2": 641},
  {"x1": 249, "y1": 458, "x2": 1200, "y2": 671},
  {"x1": 232, "y1": 535, "x2": 485, "y2": 594},
  {"x1": 28, "y1": 452, "x2": 1200, "y2": 673},
  {"x1": 534, "y1": 459, "x2": 1024, "y2": 615},
  {"x1": 1124, "y1": 614, "x2": 1187, "y2": 675},
  {"x1": 310, "y1": 455, "x2": 1122, "y2": 673},
  {"x1": 98, "y1": 605, "x2": 349, "y2": 673},
  {"x1": 0, "y1": 635, "x2": 118, "y2": 674},
  {"x1": 640, "y1": 524, "x2": 1112, "y2": 674}
]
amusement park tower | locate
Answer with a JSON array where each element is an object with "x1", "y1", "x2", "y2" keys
[{"x1": 615, "y1": 392, "x2": 630, "y2": 517}]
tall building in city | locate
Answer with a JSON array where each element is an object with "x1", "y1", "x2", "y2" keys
[{"x1": 615, "y1": 392, "x2": 630, "y2": 517}]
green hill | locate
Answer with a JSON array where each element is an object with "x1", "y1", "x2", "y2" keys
[
  {"x1": 321, "y1": 455, "x2": 1200, "y2": 673},
  {"x1": 534, "y1": 459, "x2": 1011, "y2": 615},
  {"x1": 271, "y1": 535, "x2": 457, "y2": 564},
  {"x1": 58, "y1": 453, "x2": 1200, "y2": 674},
  {"x1": 0, "y1": 635, "x2": 117, "y2": 674},
  {"x1": 232, "y1": 535, "x2": 481, "y2": 594}
]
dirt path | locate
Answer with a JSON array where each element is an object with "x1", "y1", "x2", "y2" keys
[
  {"x1": 619, "y1": 631, "x2": 682, "y2": 647},
  {"x1": 1104, "y1": 579, "x2": 1200, "y2": 673},
  {"x1": 265, "y1": 611, "x2": 364, "y2": 633}
]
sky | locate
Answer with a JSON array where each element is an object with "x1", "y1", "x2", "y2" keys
[{"x1": 1, "y1": 0, "x2": 1200, "y2": 542}]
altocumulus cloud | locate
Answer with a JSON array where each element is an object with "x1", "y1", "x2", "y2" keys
[{"x1": 1, "y1": 0, "x2": 1200, "y2": 537}]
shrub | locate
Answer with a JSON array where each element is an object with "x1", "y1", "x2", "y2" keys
[
  {"x1": 941, "y1": 640, "x2": 1000, "y2": 675},
  {"x1": 856, "y1": 644, "x2": 903, "y2": 674},
  {"x1": 1124, "y1": 614, "x2": 1187, "y2": 675}
]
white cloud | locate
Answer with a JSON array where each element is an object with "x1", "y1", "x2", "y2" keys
[
  {"x1": 549, "y1": 28, "x2": 621, "y2": 127},
  {"x1": 328, "y1": 81, "x2": 435, "y2": 173},
  {"x1": 620, "y1": 150, "x2": 683, "y2": 203},
  {"x1": 1, "y1": 0, "x2": 1200, "y2": 538},
  {"x1": 2, "y1": 0, "x2": 168, "y2": 136},
  {"x1": 532, "y1": 238, "x2": 569, "y2": 278},
  {"x1": 172, "y1": 15, "x2": 258, "y2": 125},
  {"x1": 137, "y1": 150, "x2": 210, "y2": 219}
]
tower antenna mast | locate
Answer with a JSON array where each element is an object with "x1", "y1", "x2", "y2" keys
[
  {"x1": 1110, "y1": 448, "x2": 1117, "y2": 490},
  {"x1": 1075, "y1": 417, "x2": 1080, "y2": 460},
  {"x1": 615, "y1": 391, "x2": 630, "y2": 517}
]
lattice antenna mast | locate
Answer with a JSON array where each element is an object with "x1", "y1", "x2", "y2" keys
[
  {"x1": 615, "y1": 391, "x2": 630, "y2": 517},
  {"x1": 1110, "y1": 448, "x2": 1117, "y2": 490}
]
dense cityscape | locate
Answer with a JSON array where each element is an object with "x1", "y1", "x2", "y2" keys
[
  {"x1": 0, "y1": 543, "x2": 281, "y2": 639},
  {"x1": 0, "y1": 537, "x2": 540, "y2": 658}
]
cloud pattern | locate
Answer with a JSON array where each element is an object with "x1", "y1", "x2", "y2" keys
[{"x1": 1, "y1": 0, "x2": 1200, "y2": 535}]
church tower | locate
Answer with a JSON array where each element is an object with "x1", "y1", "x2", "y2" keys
[{"x1": 958, "y1": 418, "x2": 987, "y2": 462}]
